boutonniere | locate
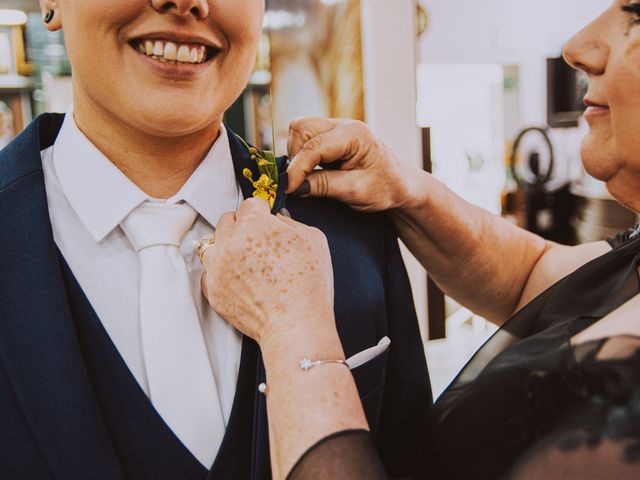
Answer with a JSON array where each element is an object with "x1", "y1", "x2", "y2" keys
[{"x1": 237, "y1": 136, "x2": 279, "y2": 209}]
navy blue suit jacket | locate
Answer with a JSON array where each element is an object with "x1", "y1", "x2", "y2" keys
[{"x1": 0, "y1": 114, "x2": 431, "y2": 479}]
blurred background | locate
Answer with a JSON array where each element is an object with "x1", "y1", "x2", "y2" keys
[{"x1": 0, "y1": 0, "x2": 627, "y2": 397}]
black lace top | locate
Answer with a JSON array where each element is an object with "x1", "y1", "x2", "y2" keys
[{"x1": 288, "y1": 227, "x2": 640, "y2": 479}]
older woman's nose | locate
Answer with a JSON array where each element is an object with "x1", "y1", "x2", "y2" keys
[
  {"x1": 151, "y1": 0, "x2": 210, "y2": 19},
  {"x1": 563, "y1": 20, "x2": 609, "y2": 75}
]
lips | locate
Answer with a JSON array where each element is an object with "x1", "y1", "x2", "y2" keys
[{"x1": 583, "y1": 98, "x2": 610, "y2": 118}]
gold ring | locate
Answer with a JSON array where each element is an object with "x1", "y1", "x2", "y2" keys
[{"x1": 193, "y1": 236, "x2": 216, "y2": 263}]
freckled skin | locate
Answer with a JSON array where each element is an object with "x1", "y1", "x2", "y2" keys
[{"x1": 202, "y1": 198, "x2": 334, "y2": 342}]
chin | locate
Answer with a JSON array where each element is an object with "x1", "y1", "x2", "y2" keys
[
  {"x1": 580, "y1": 134, "x2": 619, "y2": 182},
  {"x1": 129, "y1": 102, "x2": 223, "y2": 137}
]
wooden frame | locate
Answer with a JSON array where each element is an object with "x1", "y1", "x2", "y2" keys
[{"x1": 422, "y1": 127, "x2": 447, "y2": 340}]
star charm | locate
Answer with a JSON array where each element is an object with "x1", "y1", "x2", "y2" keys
[{"x1": 299, "y1": 358, "x2": 313, "y2": 371}]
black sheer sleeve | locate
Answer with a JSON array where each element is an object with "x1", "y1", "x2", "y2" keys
[
  {"x1": 504, "y1": 336, "x2": 640, "y2": 480},
  {"x1": 287, "y1": 430, "x2": 388, "y2": 480}
]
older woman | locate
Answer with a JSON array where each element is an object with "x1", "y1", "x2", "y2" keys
[
  {"x1": 202, "y1": 1, "x2": 640, "y2": 478},
  {"x1": 0, "y1": 1, "x2": 430, "y2": 478}
]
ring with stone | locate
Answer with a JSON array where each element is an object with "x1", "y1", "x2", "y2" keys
[{"x1": 193, "y1": 235, "x2": 216, "y2": 263}]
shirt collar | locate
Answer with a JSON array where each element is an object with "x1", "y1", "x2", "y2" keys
[
  {"x1": 53, "y1": 107, "x2": 239, "y2": 243},
  {"x1": 168, "y1": 123, "x2": 241, "y2": 228}
]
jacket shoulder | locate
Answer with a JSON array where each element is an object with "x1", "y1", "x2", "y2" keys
[{"x1": 0, "y1": 113, "x2": 64, "y2": 192}]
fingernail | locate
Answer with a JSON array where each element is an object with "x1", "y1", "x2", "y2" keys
[
  {"x1": 279, "y1": 208, "x2": 292, "y2": 218},
  {"x1": 292, "y1": 181, "x2": 310, "y2": 197}
]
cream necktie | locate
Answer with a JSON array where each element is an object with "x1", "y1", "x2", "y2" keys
[{"x1": 121, "y1": 202, "x2": 224, "y2": 467}]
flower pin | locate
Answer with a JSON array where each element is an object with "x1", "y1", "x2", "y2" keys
[{"x1": 237, "y1": 135, "x2": 279, "y2": 208}]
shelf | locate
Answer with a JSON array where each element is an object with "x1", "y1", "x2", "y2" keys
[{"x1": 0, "y1": 74, "x2": 35, "y2": 91}]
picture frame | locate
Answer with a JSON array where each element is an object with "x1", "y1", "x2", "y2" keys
[{"x1": 0, "y1": 25, "x2": 34, "y2": 76}]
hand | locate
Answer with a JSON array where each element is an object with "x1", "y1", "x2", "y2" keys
[
  {"x1": 201, "y1": 198, "x2": 336, "y2": 345},
  {"x1": 286, "y1": 117, "x2": 424, "y2": 212}
]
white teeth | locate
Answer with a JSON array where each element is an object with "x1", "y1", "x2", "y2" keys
[
  {"x1": 163, "y1": 42, "x2": 177, "y2": 61},
  {"x1": 137, "y1": 39, "x2": 210, "y2": 64},
  {"x1": 189, "y1": 48, "x2": 198, "y2": 63},
  {"x1": 152, "y1": 40, "x2": 164, "y2": 56},
  {"x1": 177, "y1": 45, "x2": 190, "y2": 63}
]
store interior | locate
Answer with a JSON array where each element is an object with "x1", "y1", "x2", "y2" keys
[{"x1": 0, "y1": 0, "x2": 629, "y2": 398}]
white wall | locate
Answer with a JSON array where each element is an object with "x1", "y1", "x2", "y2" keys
[
  {"x1": 419, "y1": 0, "x2": 608, "y2": 126},
  {"x1": 361, "y1": 0, "x2": 428, "y2": 339}
]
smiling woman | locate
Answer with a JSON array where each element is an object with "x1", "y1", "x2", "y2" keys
[
  {"x1": 564, "y1": 0, "x2": 640, "y2": 213},
  {"x1": 40, "y1": 0, "x2": 264, "y2": 198}
]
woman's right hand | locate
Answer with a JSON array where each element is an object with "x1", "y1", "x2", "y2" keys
[{"x1": 286, "y1": 118, "x2": 425, "y2": 213}]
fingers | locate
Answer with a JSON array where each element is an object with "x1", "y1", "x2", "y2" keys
[
  {"x1": 304, "y1": 169, "x2": 358, "y2": 201},
  {"x1": 236, "y1": 197, "x2": 271, "y2": 219},
  {"x1": 287, "y1": 117, "x2": 339, "y2": 159},
  {"x1": 214, "y1": 211, "x2": 237, "y2": 243},
  {"x1": 286, "y1": 127, "x2": 360, "y2": 194},
  {"x1": 275, "y1": 213, "x2": 305, "y2": 228}
]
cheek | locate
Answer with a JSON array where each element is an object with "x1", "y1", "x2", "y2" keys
[
  {"x1": 216, "y1": 0, "x2": 264, "y2": 60},
  {"x1": 61, "y1": 0, "x2": 139, "y2": 57}
]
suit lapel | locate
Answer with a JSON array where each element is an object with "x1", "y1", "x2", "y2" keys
[
  {"x1": 0, "y1": 115, "x2": 124, "y2": 479},
  {"x1": 226, "y1": 127, "x2": 289, "y2": 213}
]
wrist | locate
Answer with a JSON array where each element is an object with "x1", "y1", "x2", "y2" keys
[
  {"x1": 260, "y1": 319, "x2": 344, "y2": 367},
  {"x1": 394, "y1": 169, "x2": 431, "y2": 213}
]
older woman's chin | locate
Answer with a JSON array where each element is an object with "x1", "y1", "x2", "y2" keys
[
  {"x1": 578, "y1": 139, "x2": 640, "y2": 212},
  {"x1": 580, "y1": 136, "x2": 620, "y2": 183}
]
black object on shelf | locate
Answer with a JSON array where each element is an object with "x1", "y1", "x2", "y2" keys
[
  {"x1": 509, "y1": 126, "x2": 575, "y2": 245},
  {"x1": 547, "y1": 56, "x2": 587, "y2": 128}
]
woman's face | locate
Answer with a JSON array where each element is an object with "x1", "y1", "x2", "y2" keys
[
  {"x1": 43, "y1": 0, "x2": 264, "y2": 138},
  {"x1": 564, "y1": 0, "x2": 640, "y2": 211}
]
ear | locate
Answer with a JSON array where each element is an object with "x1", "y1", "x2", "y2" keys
[{"x1": 39, "y1": 0, "x2": 62, "y2": 31}]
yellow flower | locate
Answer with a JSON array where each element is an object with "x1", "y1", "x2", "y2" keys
[{"x1": 243, "y1": 169, "x2": 278, "y2": 208}]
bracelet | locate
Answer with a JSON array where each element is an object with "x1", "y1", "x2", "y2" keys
[
  {"x1": 258, "y1": 356, "x2": 350, "y2": 396},
  {"x1": 299, "y1": 357, "x2": 349, "y2": 371}
]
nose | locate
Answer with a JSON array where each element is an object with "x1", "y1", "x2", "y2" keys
[
  {"x1": 151, "y1": 0, "x2": 210, "y2": 20},
  {"x1": 563, "y1": 14, "x2": 609, "y2": 76}
]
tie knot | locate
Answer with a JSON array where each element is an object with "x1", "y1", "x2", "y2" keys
[{"x1": 121, "y1": 202, "x2": 197, "y2": 252}]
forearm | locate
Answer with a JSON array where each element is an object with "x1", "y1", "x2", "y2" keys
[
  {"x1": 261, "y1": 322, "x2": 368, "y2": 480},
  {"x1": 391, "y1": 170, "x2": 549, "y2": 324}
]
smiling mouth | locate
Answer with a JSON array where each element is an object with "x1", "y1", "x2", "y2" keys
[{"x1": 129, "y1": 38, "x2": 221, "y2": 65}]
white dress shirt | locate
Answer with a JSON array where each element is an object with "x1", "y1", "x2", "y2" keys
[{"x1": 41, "y1": 109, "x2": 243, "y2": 459}]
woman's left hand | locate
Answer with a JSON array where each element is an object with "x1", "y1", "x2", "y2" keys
[{"x1": 200, "y1": 198, "x2": 336, "y2": 346}]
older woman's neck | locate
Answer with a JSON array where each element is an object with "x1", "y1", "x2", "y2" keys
[{"x1": 72, "y1": 103, "x2": 222, "y2": 200}]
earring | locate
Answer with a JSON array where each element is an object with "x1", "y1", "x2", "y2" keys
[{"x1": 44, "y1": 10, "x2": 55, "y2": 24}]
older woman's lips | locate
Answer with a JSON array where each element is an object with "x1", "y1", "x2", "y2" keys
[{"x1": 584, "y1": 102, "x2": 610, "y2": 121}]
